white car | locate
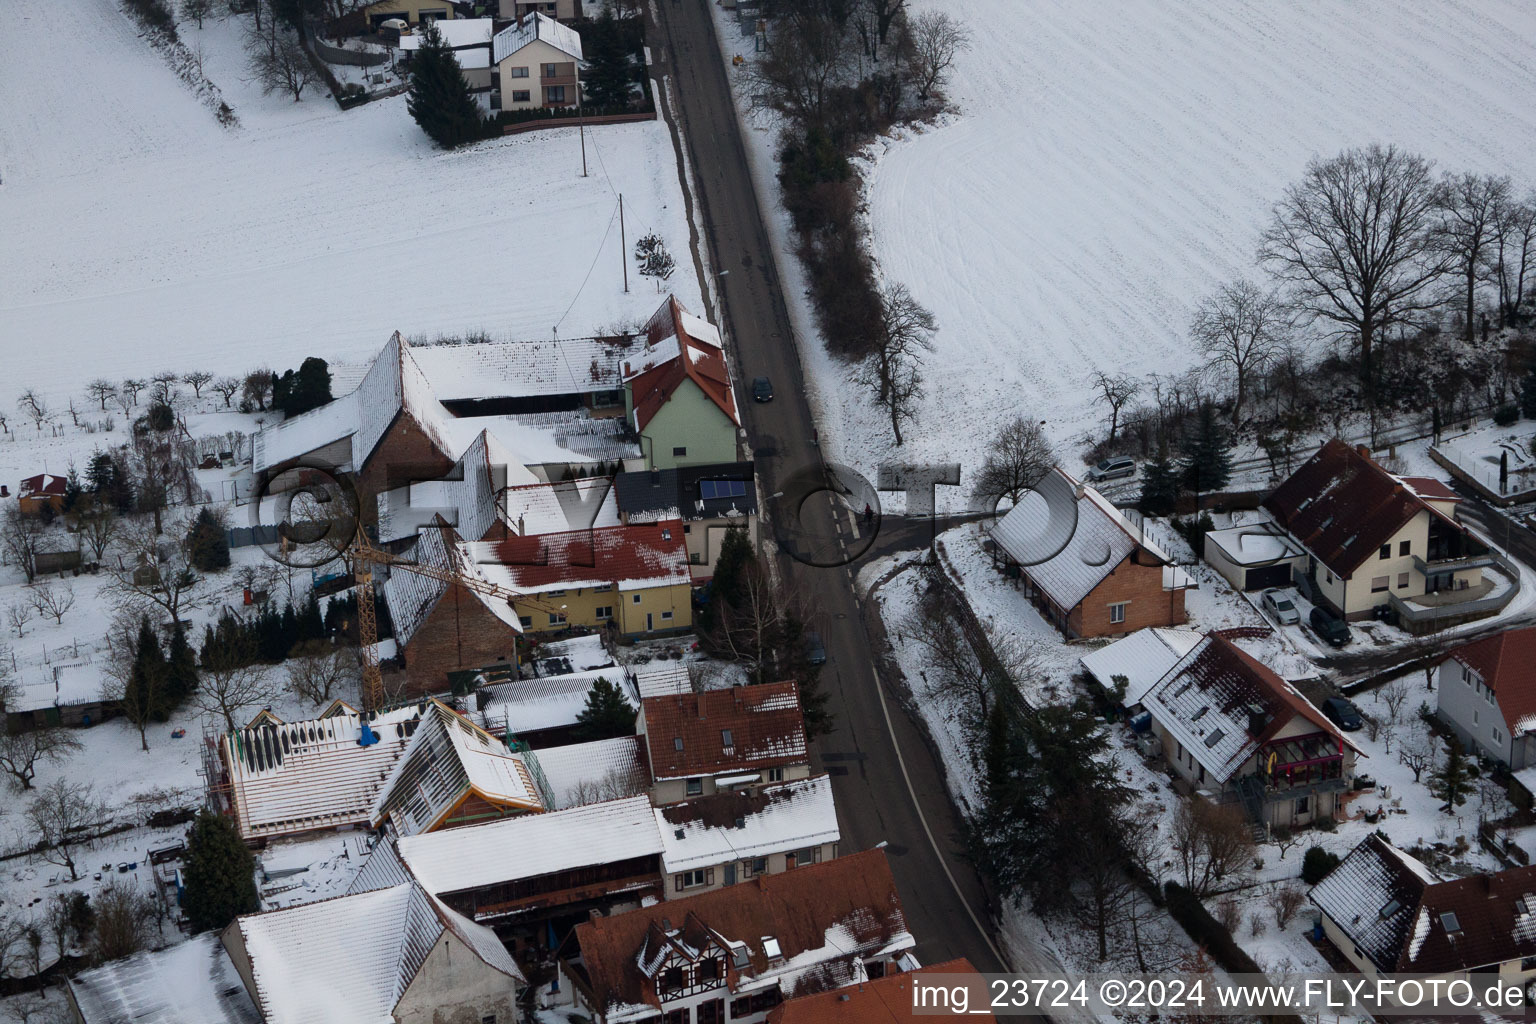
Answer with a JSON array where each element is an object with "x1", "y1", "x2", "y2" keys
[{"x1": 1260, "y1": 588, "x2": 1300, "y2": 625}]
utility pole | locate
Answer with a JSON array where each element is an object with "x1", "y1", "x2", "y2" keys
[
  {"x1": 619, "y1": 193, "x2": 628, "y2": 293},
  {"x1": 579, "y1": 101, "x2": 587, "y2": 177}
]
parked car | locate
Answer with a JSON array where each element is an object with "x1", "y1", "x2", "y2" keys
[
  {"x1": 1260, "y1": 588, "x2": 1300, "y2": 625},
  {"x1": 805, "y1": 631, "x2": 826, "y2": 665},
  {"x1": 1309, "y1": 606, "x2": 1351, "y2": 646},
  {"x1": 1086, "y1": 456, "x2": 1135, "y2": 481},
  {"x1": 1322, "y1": 696, "x2": 1363, "y2": 732},
  {"x1": 752, "y1": 376, "x2": 774, "y2": 402}
]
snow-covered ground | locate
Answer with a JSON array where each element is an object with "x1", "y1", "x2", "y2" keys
[
  {"x1": 1432, "y1": 419, "x2": 1536, "y2": 499},
  {"x1": 0, "y1": 0, "x2": 701, "y2": 404}
]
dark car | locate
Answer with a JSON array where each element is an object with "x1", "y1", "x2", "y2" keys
[
  {"x1": 752, "y1": 376, "x2": 774, "y2": 402},
  {"x1": 805, "y1": 631, "x2": 826, "y2": 665},
  {"x1": 1309, "y1": 606, "x2": 1351, "y2": 647},
  {"x1": 1322, "y1": 697, "x2": 1364, "y2": 732}
]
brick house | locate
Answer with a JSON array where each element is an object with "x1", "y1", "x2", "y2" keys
[
  {"x1": 557, "y1": 849, "x2": 915, "y2": 1024},
  {"x1": 638, "y1": 682, "x2": 811, "y2": 805},
  {"x1": 989, "y1": 467, "x2": 1191, "y2": 639}
]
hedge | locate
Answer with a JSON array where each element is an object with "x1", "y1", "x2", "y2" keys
[{"x1": 1163, "y1": 881, "x2": 1265, "y2": 975}]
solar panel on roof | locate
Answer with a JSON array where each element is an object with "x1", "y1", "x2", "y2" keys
[{"x1": 699, "y1": 479, "x2": 747, "y2": 500}]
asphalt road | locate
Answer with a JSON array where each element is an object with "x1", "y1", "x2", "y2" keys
[{"x1": 648, "y1": 0, "x2": 1022, "y2": 975}]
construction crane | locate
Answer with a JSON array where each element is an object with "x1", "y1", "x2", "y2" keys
[{"x1": 349, "y1": 529, "x2": 525, "y2": 712}]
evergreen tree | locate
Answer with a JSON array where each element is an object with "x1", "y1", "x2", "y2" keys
[
  {"x1": 86, "y1": 451, "x2": 134, "y2": 513},
  {"x1": 297, "y1": 592, "x2": 325, "y2": 643},
  {"x1": 574, "y1": 676, "x2": 635, "y2": 741},
  {"x1": 122, "y1": 619, "x2": 170, "y2": 751},
  {"x1": 62, "y1": 469, "x2": 85, "y2": 515},
  {"x1": 186, "y1": 507, "x2": 231, "y2": 572},
  {"x1": 181, "y1": 809, "x2": 259, "y2": 933},
  {"x1": 406, "y1": 22, "x2": 484, "y2": 149},
  {"x1": 583, "y1": 13, "x2": 633, "y2": 109},
  {"x1": 1522, "y1": 371, "x2": 1536, "y2": 420},
  {"x1": 165, "y1": 623, "x2": 199, "y2": 706},
  {"x1": 700, "y1": 528, "x2": 752, "y2": 635},
  {"x1": 981, "y1": 699, "x2": 1012, "y2": 810},
  {"x1": 1137, "y1": 448, "x2": 1181, "y2": 517},
  {"x1": 1181, "y1": 404, "x2": 1233, "y2": 493},
  {"x1": 1432, "y1": 736, "x2": 1473, "y2": 813},
  {"x1": 271, "y1": 357, "x2": 334, "y2": 417}
]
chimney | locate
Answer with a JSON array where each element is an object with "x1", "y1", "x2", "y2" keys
[
  {"x1": 698, "y1": 695, "x2": 706, "y2": 721},
  {"x1": 1357, "y1": 444, "x2": 1371, "y2": 460}
]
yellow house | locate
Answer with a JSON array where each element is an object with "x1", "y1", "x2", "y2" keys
[
  {"x1": 492, "y1": 12, "x2": 583, "y2": 111},
  {"x1": 466, "y1": 519, "x2": 693, "y2": 637},
  {"x1": 361, "y1": 0, "x2": 455, "y2": 27}
]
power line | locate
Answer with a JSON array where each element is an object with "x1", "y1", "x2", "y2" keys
[{"x1": 553, "y1": 200, "x2": 621, "y2": 337}]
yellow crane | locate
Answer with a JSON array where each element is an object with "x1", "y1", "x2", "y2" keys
[{"x1": 349, "y1": 529, "x2": 526, "y2": 711}]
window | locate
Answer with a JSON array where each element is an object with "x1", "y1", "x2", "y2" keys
[
  {"x1": 545, "y1": 84, "x2": 567, "y2": 103},
  {"x1": 511, "y1": 89, "x2": 531, "y2": 102},
  {"x1": 508, "y1": 66, "x2": 529, "y2": 78},
  {"x1": 1379, "y1": 544, "x2": 1391, "y2": 560},
  {"x1": 721, "y1": 728, "x2": 734, "y2": 747},
  {"x1": 686, "y1": 778, "x2": 704, "y2": 796},
  {"x1": 767, "y1": 767, "x2": 784, "y2": 782},
  {"x1": 1494, "y1": 728, "x2": 1503, "y2": 743},
  {"x1": 1326, "y1": 571, "x2": 1334, "y2": 584},
  {"x1": 518, "y1": 615, "x2": 533, "y2": 628},
  {"x1": 482, "y1": 1017, "x2": 497, "y2": 1024},
  {"x1": 1296, "y1": 796, "x2": 1309, "y2": 815},
  {"x1": 593, "y1": 583, "x2": 612, "y2": 592},
  {"x1": 674, "y1": 736, "x2": 684, "y2": 751},
  {"x1": 1474, "y1": 710, "x2": 1480, "y2": 725},
  {"x1": 633, "y1": 594, "x2": 642, "y2": 604},
  {"x1": 731, "y1": 997, "x2": 752, "y2": 1019},
  {"x1": 790, "y1": 846, "x2": 819, "y2": 866},
  {"x1": 595, "y1": 606, "x2": 613, "y2": 619},
  {"x1": 673, "y1": 446, "x2": 687, "y2": 457},
  {"x1": 1397, "y1": 572, "x2": 1410, "y2": 588},
  {"x1": 743, "y1": 856, "x2": 767, "y2": 877},
  {"x1": 1400, "y1": 540, "x2": 1411, "y2": 556},
  {"x1": 543, "y1": 63, "x2": 559, "y2": 77},
  {"x1": 698, "y1": 958, "x2": 722, "y2": 982},
  {"x1": 661, "y1": 528, "x2": 672, "y2": 540},
  {"x1": 683, "y1": 524, "x2": 692, "y2": 534},
  {"x1": 1108, "y1": 602, "x2": 1127, "y2": 624},
  {"x1": 677, "y1": 867, "x2": 713, "y2": 888},
  {"x1": 548, "y1": 612, "x2": 566, "y2": 625},
  {"x1": 547, "y1": 589, "x2": 566, "y2": 598},
  {"x1": 1487, "y1": 686, "x2": 1495, "y2": 704},
  {"x1": 1371, "y1": 576, "x2": 1389, "y2": 593},
  {"x1": 661, "y1": 977, "x2": 687, "y2": 1004},
  {"x1": 661, "y1": 611, "x2": 674, "y2": 621}
]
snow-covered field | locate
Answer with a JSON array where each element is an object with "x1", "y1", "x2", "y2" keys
[{"x1": 0, "y1": 0, "x2": 701, "y2": 404}]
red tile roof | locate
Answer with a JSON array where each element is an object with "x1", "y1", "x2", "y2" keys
[
  {"x1": 1263, "y1": 439, "x2": 1463, "y2": 578},
  {"x1": 19, "y1": 473, "x2": 67, "y2": 498},
  {"x1": 572, "y1": 849, "x2": 909, "y2": 1015},
  {"x1": 767, "y1": 960, "x2": 991, "y2": 1024},
  {"x1": 1449, "y1": 627, "x2": 1536, "y2": 738},
  {"x1": 642, "y1": 682, "x2": 807, "y2": 780},
  {"x1": 627, "y1": 297, "x2": 739, "y2": 432},
  {"x1": 1400, "y1": 476, "x2": 1461, "y2": 502},
  {"x1": 481, "y1": 520, "x2": 690, "y2": 591}
]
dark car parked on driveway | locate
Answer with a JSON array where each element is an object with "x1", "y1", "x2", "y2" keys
[
  {"x1": 1309, "y1": 605, "x2": 1351, "y2": 647},
  {"x1": 1322, "y1": 696, "x2": 1363, "y2": 731}
]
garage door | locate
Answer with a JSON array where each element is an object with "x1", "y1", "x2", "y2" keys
[{"x1": 1244, "y1": 563, "x2": 1293, "y2": 591}]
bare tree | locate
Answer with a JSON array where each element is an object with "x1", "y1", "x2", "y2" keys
[
  {"x1": 903, "y1": 10, "x2": 971, "y2": 101},
  {"x1": 1191, "y1": 280, "x2": 1289, "y2": 425},
  {"x1": 242, "y1": 370, "x2": 274, "y2": 411},
  {"x1": 196, "y1": 640, "x2": 275, "y2": 732},
  {"x1": 247, "y1": 23, "x2": 318, "y2": 102},
  {"x1": 211, "y1": 376, "x2": 242, "y2": 408},
  {"x1": 90, "y1": 882, "x2": 156, "y2": 963},
  {"x1": 1169, "y1": 798, "x2": 1254, "y2": 897},
  {"x1": 858, "y1": 282, "x2": 936, "y2": 445},
  {"x1": 5, "y1": 603, "x2": 31, "y2": 638},
  {"x1": 564, "y1": 766, "x2": 648, "y2": 808},
  {"x1": 1089, "y1": 371, "x2": 1139, "y2": 444},
  {"x1": 70, "y1": 503, "x2": 118, "y2": 561},
  {"x1": 1259, "y1": 145, "x2": 1450, "y2": 393},
  {"x1": 973, "y1": 415, "x2": 1055, "y2": 509},
  {"x1": 1268, "y1": 882, "x2": 1306, "y2": 928},
  {"x1": 1, "y1": 508, "x2": 43, "y2": 584},
  {"x1": 149, "y1": 371, "x2": 181, "y2": 406},
  {"x1": 286, "y1": 640, "x2": 361, "y2": 705},
  {"x1": 1399, "y1": 728, "x2": 1439, "y2": 783},
  {"x1": 181, "y1": 0, "x2": 212, "y2": 28},
  {"x1": 749, "y1": 12, "x2": 852, "y2": 124},
  {"x1": 1378, "y1": 678, "x2": 1411, "y2": 724},
  {"x1": 183, "y1": 371, "x2": 215, "y2": 400},
  {"x1": 120, "y1": 378, "x2": 147, "y2": 405},
  {"x1": 29, "y1": 582, "x2": 76, "y2": 625},
  {"x1": 17, "y1": 389, "x2": 49, "y2": 432},
  {"x1": 0, "y1": 729, "x2": 82, "y2": 791},
  {"x1": 1487, "y1": 190, "x2": 1536, "y2": 326},
  {"x1": 0, "y1": 913, "x2": 27, "y2": 989},
  {"x1": 1437, "y1": 172, "x2": 1510, "y2": 342},
  {"x1": 26, "y1": 779, "x2": 110, "y2": 882},
  {"x1": 1270, "y1": 825, "x2": 1302, "y2": 860},
  {"x1": 105, "y1": 516, "x2": 202, "y2": 623}
]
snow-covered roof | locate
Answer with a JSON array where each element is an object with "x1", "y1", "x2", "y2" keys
[
  {"x1": 642, "y1": 683, "x2": 808, "y2": 781},
  {"x1": 1079, "y1": 627, "x2": 1204, "y2": 707},
  {"x1": 377, "y1": 430, "x2": 524, "y2": 544},
  {"x1": 991, "y1": 468, "x2": 1173, "y2": 611},
  {"x1": 656, "y1": 775, "x2": 840, "y2": 873},
  {"x1": 501, "y1": 477, "x2": 622, "y2": 536},
  {"x1": 631, "y1": 660, "x2": 693, "y2": 699},
  {"x1": 233, "y1": 881, "x2": 523, "y2": 1024},
  {"x1": 1311, "y1": 835, "x2": 1441, "y2": 973},
  {"x1": 370, "y1": 700, "x2": 544, "y2": 836},
  {"x1": 625, "y1": 297, "x2": 739, "y2": 431},
  {"x1": 252, "y1": 391, "x2": 359, "y2": 473},
  {"x1": 492, "y1": 11, "x2": 583, "y2": 64},
  {"x1": 536, "y1": 632, "x2": 615, "y2": 671},
  {"x1": 223, "y1": 703, "x2": 425, "y2": 839},
  {"x1": 348, "y1": 836, "x2": 414, "y2": 896},
  {"x1": 533, "y1": 734, "x2": 648, "y2": 809},
  {"x1": 397, "y1": 795, "x2": 662, "y2": 897},
  {"x1": 69, "y1": 932, "x2": 260, "y2": 1024},
  {"x1": 398, "y1": 17, "x2": 493, "y2": 49},
  {"x1": 464, "y1": 520, "x2": 691, "y2": 595},
  {"x1": 408, "y1": 334, "x2": 641, "y2": 401},
  {"x1": 478, "y1": 667, "x2": 636, "y2": 735},
  {"x1": 1205, "y1": 519, "x2": 1306, "y2": 567}
]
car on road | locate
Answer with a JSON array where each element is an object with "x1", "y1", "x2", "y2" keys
[
  {"x1": 1260, "y1": 588, "x2": 1300, "y2": 625},
  {"x1": 752, "y1": 376, "x2": 774, "y2": 402},
  {"x1": 805, "y1": 631, "x2": 826, "y2": 665},
  {"x1": 1309, "y1": 606, "x2": 1351, "y2": 647},
  {"x1": 1086, "y1": 455, "x2": 1135, "y2": 481},
  {"x1": 1322, "y1": 696, "x2": 1364, "y2": 731}
]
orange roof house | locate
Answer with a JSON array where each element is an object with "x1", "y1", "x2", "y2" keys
[{"x1": 624, "y1": 297, "x2": 740, "y2": 472}]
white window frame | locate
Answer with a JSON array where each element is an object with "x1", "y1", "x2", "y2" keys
[{"x1": 1108, "y1": 602, "x2": 1128, "y2": 625}]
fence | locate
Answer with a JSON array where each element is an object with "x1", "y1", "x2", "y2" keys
[
  {"x1": 309, "y1": 33, "x2": 390, "y2": 66},
  {"x1": 1428, "y1": 443, "x2": 1536, "y2": 506},
  {"x1": 500, "y1": 110, "x2": 657, "y2": 136},
  {"x1": 226, "y1": 525, "x2": 282, "y2": 549}
]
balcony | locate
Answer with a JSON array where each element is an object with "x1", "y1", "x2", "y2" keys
[
  {"x1": 1389, "y1": 555, "x2": 1521, "y2": 633},
  {"x1": 1411, "y1": 552, "x2": 1498, "y2": 576}
]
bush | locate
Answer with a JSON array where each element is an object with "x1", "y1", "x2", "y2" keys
[
  {"x1": 123, "y1": 0, "x2": 177, "y2": 39},
  {"x1": 145, "y1": 400, "x2": 176, "y2": 432},
  {"x1": 1163, "y1": 881, "x2": 1264, "y2": 974},
  {"x1": 1495, "y1": 404, "x2": 1520, "y2": 426},
  {"x1": 1301, "y1": 846, "x2": 1341, "y2": 885}
]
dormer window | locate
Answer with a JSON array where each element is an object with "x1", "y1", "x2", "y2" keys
[{"x1": 661, "y1": 966, "x2": 685, "y2": 993}]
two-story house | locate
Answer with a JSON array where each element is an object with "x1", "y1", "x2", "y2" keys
[
  {"x1": 558, "y1": 849, "x2": 915, "y2": 1024},
  {"x1": 990, "y1": 467, "x2": 1192, "y2": 639},
  {"x1": 1141, "y1": 633, "x2": 1360, "y2": 829},
  {"x1": 638, "y1": 683, "x2": 811, "y2": 805},
  {"x1": 1313, "y1": 834, "x2": 1536, "y2": 990},
  {"x1": 614, "y1": 462, "x2": 758, "y2": 582},
  {"x1": 1433, "y1": 627, "x2": 1536, "y2": 769},
  {"x1": 1263, "y1": 440, "x2": 1500, "y2": 631},
  {"x1": 492, "y1": 12, "x2": 582, "y2": 112},
  {"x1": 624, "y1": 297, "x2": 742, "y2": 471}
]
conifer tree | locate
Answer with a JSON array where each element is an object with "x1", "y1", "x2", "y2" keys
[
  {"x1": 406, "y1": 22, "x2": 484, "y2": 149},
  {"x1": 1432, "y1": 736, "x2": 1472, "y2": 813},
  {"x1": 1522, "y1": 371, "x2": 1536, "y2": 419},
  {"x1": 181, "y1": 810, "x2": 259, "y2": 933},
  {"x1": 186, "y1": 507, "x2": 230, "y2": 572},
  {"x1": 165, "y1": 623, "x2": 199, "y2": 706},
  {"x1": 575, "y1": 677, "x2": 635, "y2": 742},
  {"x1": 121, "y1": 619, "x2": 170, "y2": 751},
  {"x1": 1181, "y1": 404, "x2": 1233, "y2": 493},
  {"x1": 583, "y1": 12, "x2": 633, "y2": 109},
  {"x1": 1138, "y1": 448, "x2": 1181, "y2": 517}
]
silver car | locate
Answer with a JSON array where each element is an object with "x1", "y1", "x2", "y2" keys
[
  {"x1": 1261, "y1": 588, "x2": 1300, "y2": 625},
  {"x1": 1087, "y1": 456, "x2": 1135, "y2": 481}
]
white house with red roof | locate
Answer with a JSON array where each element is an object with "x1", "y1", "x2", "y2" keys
[
  {"x1": 1434, "y1": 627, "x2": 1536, "y2": 771},
  {"x1": 624, "y1": 296, "x2": 741, "y2": 471}
]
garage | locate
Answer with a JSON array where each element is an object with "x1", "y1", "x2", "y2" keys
[
  {"x1": 1203, "y1": 520, "x2": 1307, "y2": 592},
  {"x1": 1241, "y1": 562, "x2": 1294, "y2": 592}
]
